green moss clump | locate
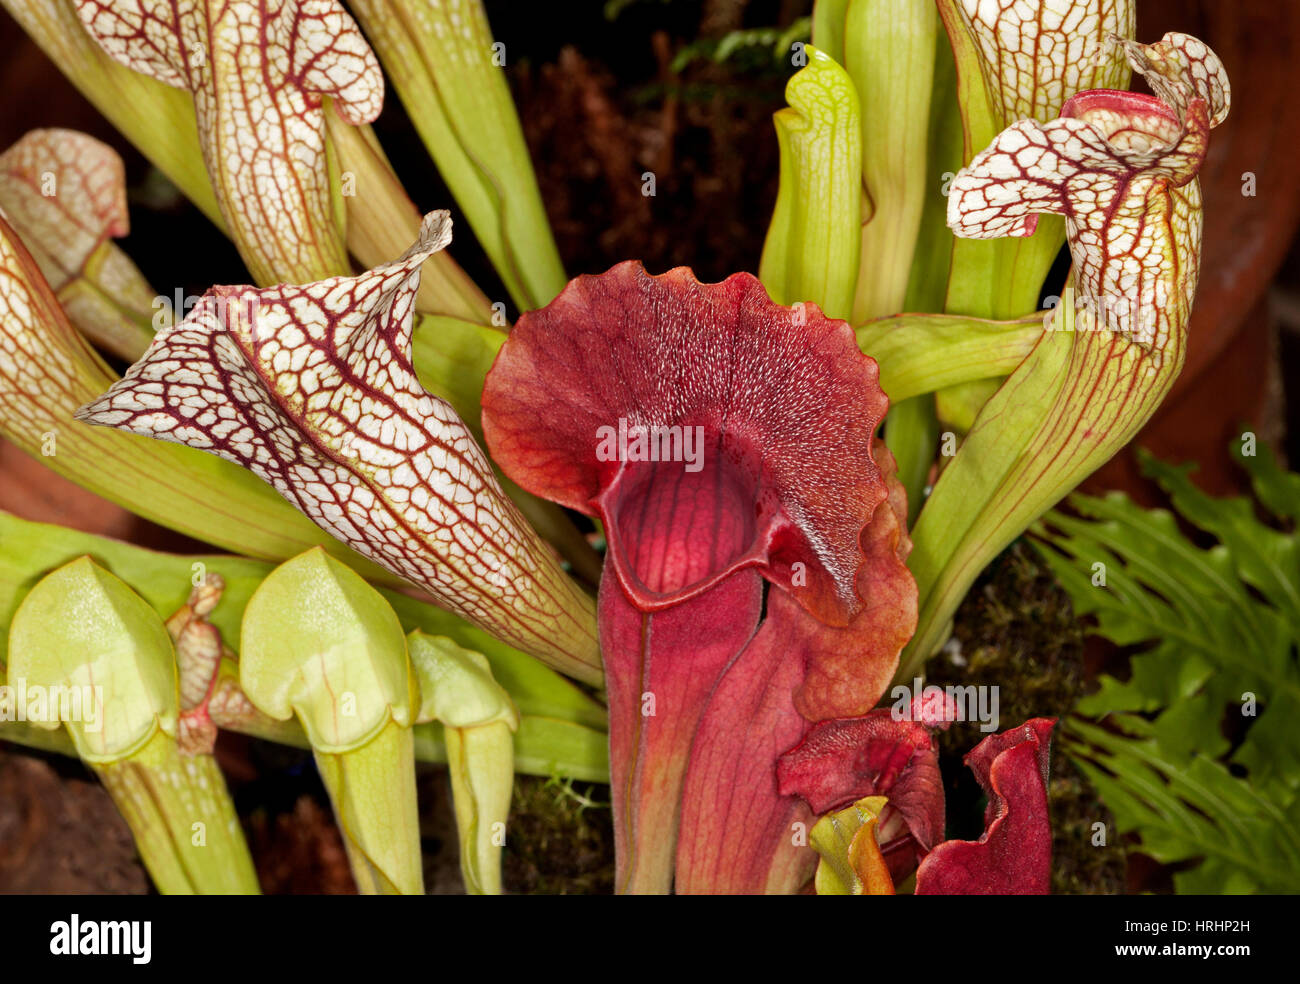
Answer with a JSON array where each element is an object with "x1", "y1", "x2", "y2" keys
[{"x1": 503, "y1": 776, "x2": 614, "y2": 895}]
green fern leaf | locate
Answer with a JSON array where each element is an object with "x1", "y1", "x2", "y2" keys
[{"x1": 1034, "y1": 443, "x2": 1300, "y2": 893}]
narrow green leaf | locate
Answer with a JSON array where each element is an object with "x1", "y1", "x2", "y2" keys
[
  {"x1": 349, "y1": 0, "x2": 566, "y2": 311},
  {"x1": 857, "y1": 312, "x2": 1042, "y2": 402},
  {"x1": 842, "y1": 0, "x2": 936, "y2": 323},
  {"x1": 902, "y1": 24, "x2": 961, "y2": 314},
  {"x1": 885, "y1": 398, "x2": 938, "y2": 526},
  {"x1": 759, "y1": 45, "x2": 862, "y2": 321},
  {"x1": 891, "y1": 23, "x2": 959, "y2": 522},
  {"x1": 810, "y1": 0, "x2": 850, "y2": 63}
]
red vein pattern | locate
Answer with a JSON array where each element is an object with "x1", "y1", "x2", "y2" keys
[
  {"x1": 76, "y1": 212, "x2": 601, "y2": 681},
  {"x1": 0, "y1": 210, "x2": 121, "y2": 459},
  {"x1": 0, "y1": 127, "x2": 158, "y2": 359},
  {"x1": 955, "y1": 0, "x2": 1134, "y2": 124},
  {"x1": 0, "y1": 206, "x2": 400, "y2": 565},
  {"x1": 166, "y1": 575, "x2": 225, "y2": 755},
  {"x1": 948, "y1": 32, "x2": 1230, "y2": 350},
  {"x1": 0, "y1": 128, "x2": 126, "y2": 289},
  {"x1": 75, "y1": 0, "x2": 383, "y2": 284},
  {"x1": 903, "y1": 32, "x2": 1231, "y2": 668}
]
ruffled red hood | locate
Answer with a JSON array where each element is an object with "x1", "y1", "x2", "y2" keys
[{"x1": 483, "y1": 262, "x2": 918, "y2": 893}]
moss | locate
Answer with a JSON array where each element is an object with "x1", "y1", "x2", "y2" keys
[
  {"x1": 503, "y1": 775, "x2": 614, "y2": 894},
  {"x1": 925, "y1": 541, "x2": 1127, "y2": 895},
  {"x1": 1048, "y1": 755, "x2": 1129, "y2": 895}
]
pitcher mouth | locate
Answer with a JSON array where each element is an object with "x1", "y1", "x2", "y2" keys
[
  {"x1": 593, "y1": 436, "x2": 783, "y2": 611},
  {"x1": 1062, "y1": 89, "x2": 1184, "y2": 153}
]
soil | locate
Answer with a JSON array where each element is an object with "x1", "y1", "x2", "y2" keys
[{"x1": 0, "y1": 751, "x2": 148, "y2": 894}]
